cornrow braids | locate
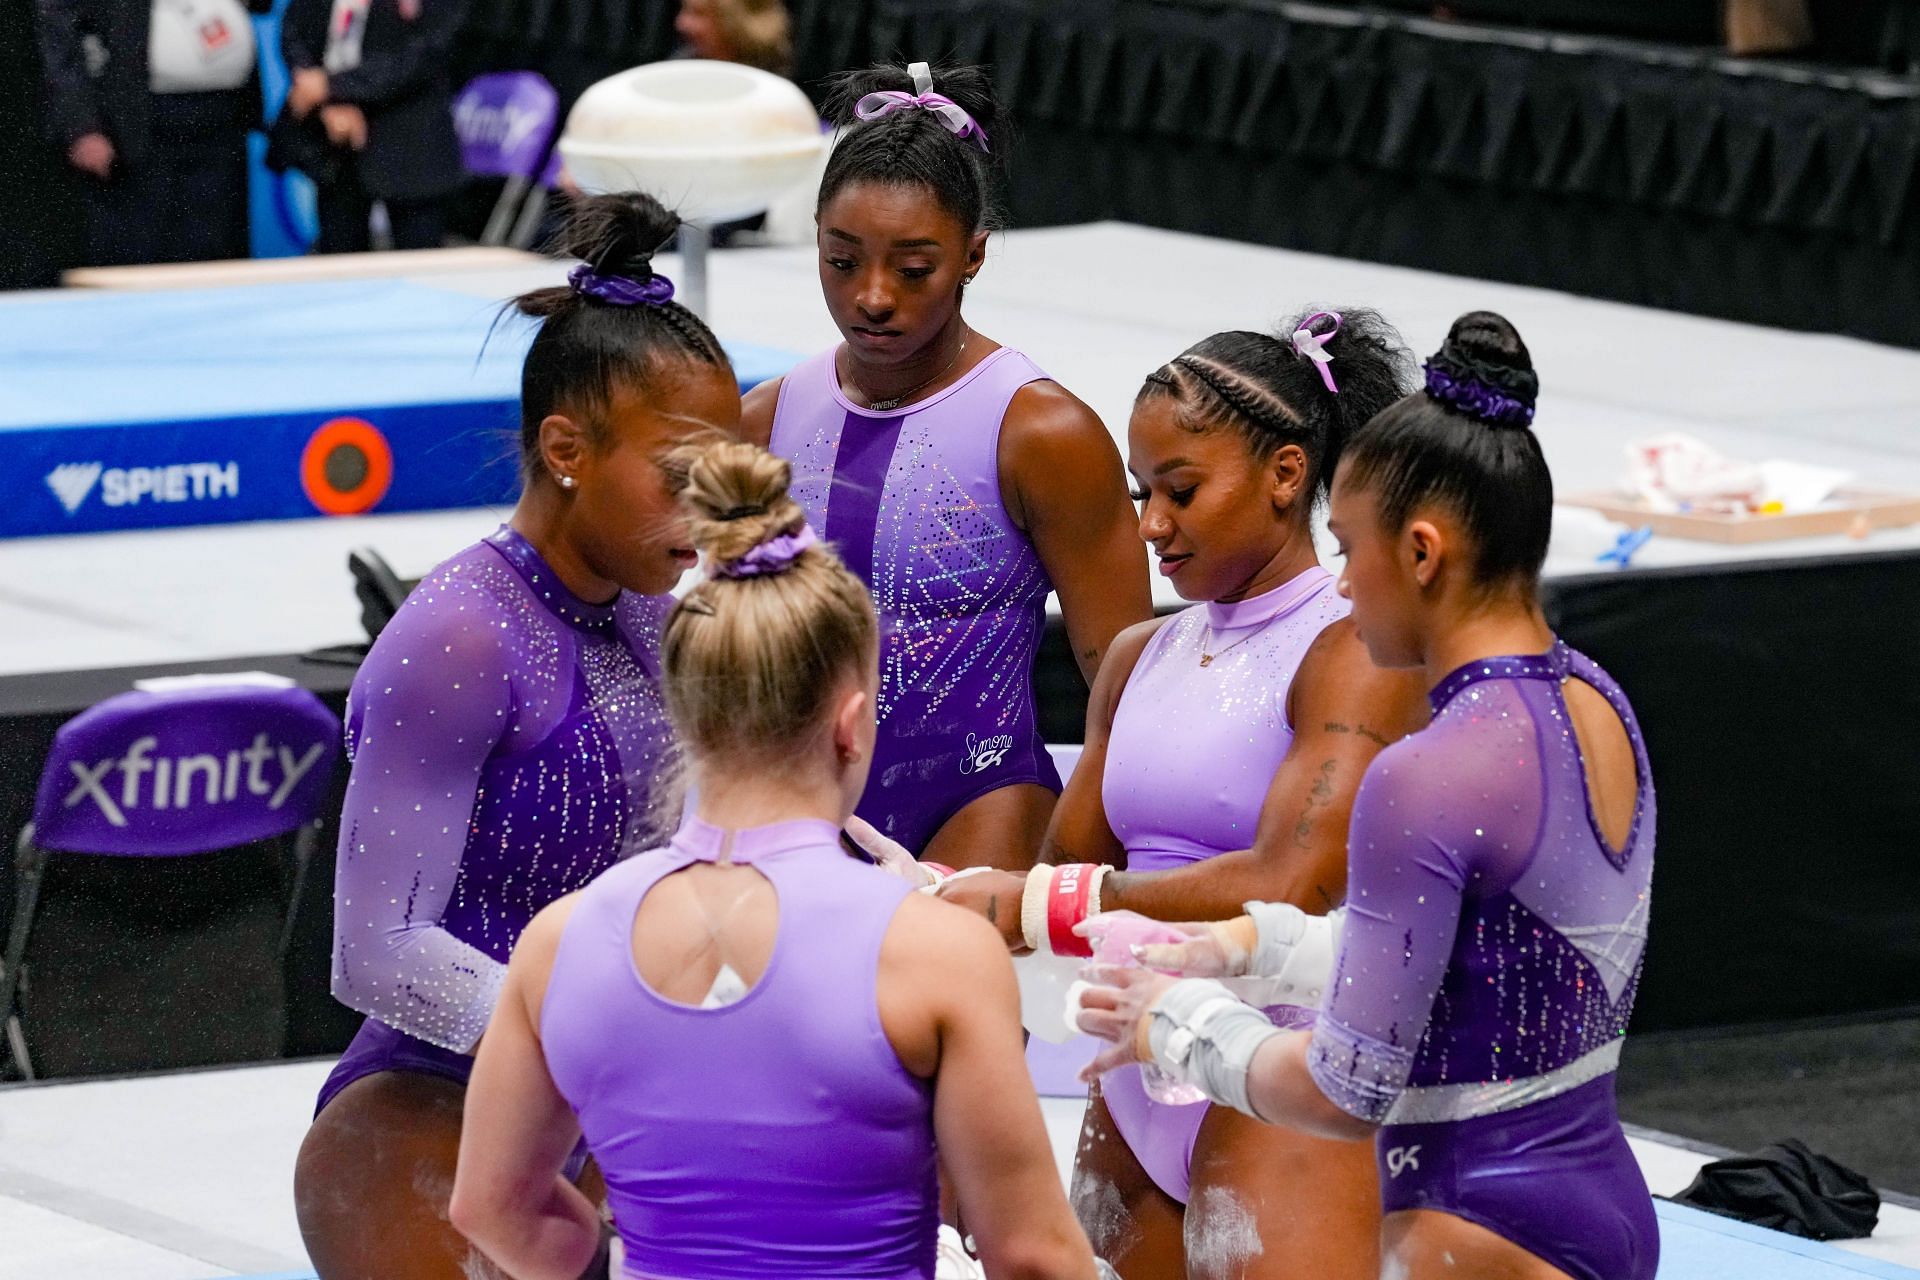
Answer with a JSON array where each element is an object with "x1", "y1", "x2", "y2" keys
[
  {"x1": 1173, "y1": 355, "x2": 1300, "y2": 438},
  {"x1": 1136, "y1": 310, "x2": 1415, "y2": 502}
]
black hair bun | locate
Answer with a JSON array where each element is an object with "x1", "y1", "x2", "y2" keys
[
  {"x1": 822, "y1": 61, "x2": 1003, "y2": 139},
  {"x1": 1423, "y1": 311, "x2": 1539, "y2": 429},
  {"x1": 552, "y1": 191, "x2": 682, "y2": 281}
]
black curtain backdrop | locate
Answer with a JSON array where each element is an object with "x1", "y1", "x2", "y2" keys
[{"x1": 779, "y1": 0, "x2": 1920, "y2": 349}]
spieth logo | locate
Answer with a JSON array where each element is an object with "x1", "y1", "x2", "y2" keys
[
  {"x1": 959, "y1": 732, "x2": 1015, "y2": 776},
  {"x1": 63, "y1": 733, "x2": 329, "y2": 827},
  {"x1": 45, "y1": 462, "x2": 102, "y2": 514},
  {"x1": 45, "y1": 461, "x2": 239, "y2": 514},
  {"x1": 1385, "y1": 1145, "x2": 1423, "y2": 1178}
]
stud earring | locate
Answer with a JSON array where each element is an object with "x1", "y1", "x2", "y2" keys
[{"x1": 557, "y1": 475, "x2": 576, "y2": 490}]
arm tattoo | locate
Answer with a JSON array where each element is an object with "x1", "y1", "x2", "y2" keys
[
  {"x1": 1324, "y1": 720, "x2": 1393, "y2": 748},
  {"x1": 1292, "y1": 759, "x2": 1339, "y2": 849}
]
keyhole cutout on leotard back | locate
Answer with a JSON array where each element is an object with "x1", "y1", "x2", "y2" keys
[
  {"x1": 632, "y1": 863, "x2": 779, "y2": 1008},
  {"x1": 1562, "y1": 676, "x2": 1640, "y2": 856}
]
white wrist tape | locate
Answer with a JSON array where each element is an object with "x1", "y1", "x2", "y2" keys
[
  {"x1": 1018, "y1": 863, "x2": 1110, "y2": 957},
  {"x1": 1222, "y1": 902, "x2": 1344, "y2": 1008},
  {"x1": 1144, "y1": 979, "x2": 1283, "y2": 1118}
]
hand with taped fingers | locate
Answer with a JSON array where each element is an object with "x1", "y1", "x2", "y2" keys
[
  {"x1": 1072, "y1": 914, "x2": 1256, "y2": 978},
  {"x1": 1071, "y1": 964, "x2": 1178, "y2": 1082}
]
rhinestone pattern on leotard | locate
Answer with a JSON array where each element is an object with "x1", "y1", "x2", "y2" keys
[{"x1": 332, "y1": 527, "x2": 675, "y2": 1052}]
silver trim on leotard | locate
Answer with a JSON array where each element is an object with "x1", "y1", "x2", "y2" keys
[{"x1": 1380, "y1": 1039, "x2": 1623, "y2": 1126}]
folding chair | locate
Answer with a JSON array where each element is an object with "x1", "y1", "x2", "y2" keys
[
  {"x1": 1, "y1": 681, "x2": 340, "y2": 1080},
  {"x1": 453, "y1": 71, "x2": 561, "y2": 247}
]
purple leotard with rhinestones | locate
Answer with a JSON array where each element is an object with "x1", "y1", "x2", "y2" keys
[
  {"x1": 315, "y1": 526, "x2": 675, "y2": 1115},
  {"x1": 1308, "y1": 640, "x2": 1658, "y2": 1280},
  {"x1": 769, "y1": 346, "x2": 1059, "y2": 853},
  {"x1": 1097, "y1": 566, "x2": 1348, "y2": 1203},
  {"x1": 541, "y1": 816, "x2": 939, "y2": 1279}
]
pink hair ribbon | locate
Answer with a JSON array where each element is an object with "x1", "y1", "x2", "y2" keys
[
  {"x1": 1291, "y1": 310, "x2": 1343, "y2": 395},
  {"x1": 852, "y1": 61, "x2": 991, "y2": 153}
]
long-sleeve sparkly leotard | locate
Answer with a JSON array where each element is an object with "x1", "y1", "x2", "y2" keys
[
  {"x1": 1307, "y1": 640, "x2": 1658, "y2": 1280},
  {"x1": 314, "y1": 526, "x2": 675, "y2": 1114}
]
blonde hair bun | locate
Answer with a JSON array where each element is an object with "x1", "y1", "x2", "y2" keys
[
  {"x1": 678, "y1": 439, "x2": 809, "y2": 568},
  {"x1": 664, "y1": 439, "x2": 878, "y2": 767}
]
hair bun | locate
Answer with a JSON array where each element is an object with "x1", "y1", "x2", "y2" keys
[
  {"x1": 1424, "y1": 311, "x2": 1539, "y2": 428},
  {"x1": 676, "y1": 440, "x2": 808, "y2": 567},
  {"x1": 551, "y1": 191, "x2": 681, "y2": 281}
]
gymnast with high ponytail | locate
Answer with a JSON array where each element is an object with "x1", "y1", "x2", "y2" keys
[
  {"x1": 743, "y1": 59, "x2": 1152, "y2": 874},
  {"x1": 293, "y1": 191, "x2": 741, "y2": 1280}
]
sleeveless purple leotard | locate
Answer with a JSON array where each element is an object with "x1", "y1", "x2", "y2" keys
[
  {"x1": 1308, "y1": 640, "x2": 1659, "y2": 1280},
  {"x1": 1098, "y1": 567, "x2": 1349, "y2": 1204},
  {"x1": 769, "y1": 346, "x2": 1060, "y2": 853},
  {"x1": 541, "y1": 815, "x2": 939, "y2": 1280},
  {"x1": 316, "y1": 527, "x2": 675, "y2": 1115}
]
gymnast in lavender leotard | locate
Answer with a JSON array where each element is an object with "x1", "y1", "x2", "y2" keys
[
  {"x1": 448, "y1": 440, "x2": 1097, "y2": 1280},
  {"x1": 292, "y1": 192, "x2": 744, "y2": 1280},
  {"x1": 1095, "y1": 565, "x2": 1349, "y2": 1203},
  {"x1": 1080, "y1": 312, "x2": 1659, "y2": 1280},
  {"x1": 542, "y1": 814, "x2": 938, "y2": 1278},
  {"x1": 931, "y1": 310, "x2": 1426, "y2": 1280},
  {"x1": 745, "y1": 60, "x2": 1148, "y2": 863}
]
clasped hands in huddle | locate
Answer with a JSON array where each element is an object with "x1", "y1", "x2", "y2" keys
[{"x1": 842, "y1": 818, "x2": 1259, "y2": 1083}]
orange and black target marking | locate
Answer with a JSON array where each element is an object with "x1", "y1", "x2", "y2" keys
[{"x1": 301, "y1": 417, "x2": 394, "y2": 515}]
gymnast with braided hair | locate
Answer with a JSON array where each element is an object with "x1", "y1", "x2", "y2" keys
[
  {"x1": 1077, "y1": 312, "x2": 1660, "y2": 1280},
  {"x1": 938, "y1": 308, "x2": 1431, "y2": 1279}
]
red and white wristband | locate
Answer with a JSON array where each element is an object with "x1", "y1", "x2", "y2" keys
[{"x1": 1019, "y1": 863, "x2": 1112, "y2": 958}]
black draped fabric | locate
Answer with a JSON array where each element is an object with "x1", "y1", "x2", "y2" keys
[{"x1": 784, "y1": 0, "x2": 1920, "y2": 348}]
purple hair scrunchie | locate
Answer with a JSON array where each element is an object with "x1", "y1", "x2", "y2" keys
[
  {"x1": 569, "y1": 263, "x2": 676, "y2": 308},
  {"x1": 1423, "y1": 362, "x2": 1536, "y2": 428},
  {"x1": 715, "y1": 524, "x2": 819, "y2": 579}
]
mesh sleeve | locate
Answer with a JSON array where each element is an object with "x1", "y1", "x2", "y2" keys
[
  {"x1": 329, "y1": 588, "x2": 517, "y2": 1052},
  {"x1": 1305, "y1": 705, "x2": 1542, "y2": 1122}
]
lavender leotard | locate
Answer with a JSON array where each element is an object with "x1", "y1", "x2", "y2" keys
[
  {"x1": 315, "y1": 526, "x2": 675, "y2": 1115},
  {"x1": 541, "y1": 815, "x2": 939, "y2": 1279},
  {"x1": 1098, "y1": 566, "x2": 1348, "y2": 1203},
  {"x1": 1308, "y1": 640, "x2": 1658, "y2": 1280},
  {"x1": 769, "y1": 346, "x2": 1060, "y2": 853}
]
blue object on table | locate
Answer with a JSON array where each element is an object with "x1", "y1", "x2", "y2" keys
[
  {"x1": 1599, "y1": 524, "x2": 1656, "y2": 568},
  {"x1": 0, "y1": 279, "x2": 797, "y2": 537}
]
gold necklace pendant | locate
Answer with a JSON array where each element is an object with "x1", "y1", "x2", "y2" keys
[{"x1": 1199, "y1": 652, "x2": 1215, "y2": 668}]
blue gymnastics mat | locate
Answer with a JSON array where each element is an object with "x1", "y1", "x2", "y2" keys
[
  {"x1": 215, "y1": 1205, "x2": 1920, "y2": 1280},
  {"x1": 0, "y1": 279, "x2": 796, "y2": 538}
]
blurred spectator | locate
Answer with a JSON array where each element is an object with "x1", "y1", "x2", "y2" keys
[
  {"x1": 1726, "y1": 0, "x2": 1814, "y2": 55},
  {"x1": 2, "y1": 0, "x2": 80, "y2": 286},
  {"x1": 675, "y1": 0, "x2": 791, "y2": 77},
  {"x1": 33, "y1": 0, "x2": 269, "y2": 265},
  {"x1": 278, "y1": 0, "x2": 467, "y2": 252}
]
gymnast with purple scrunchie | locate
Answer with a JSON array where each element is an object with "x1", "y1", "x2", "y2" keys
[{"x1": 1078, "y1": 312, "x2": 1660, "y2": 1280}]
